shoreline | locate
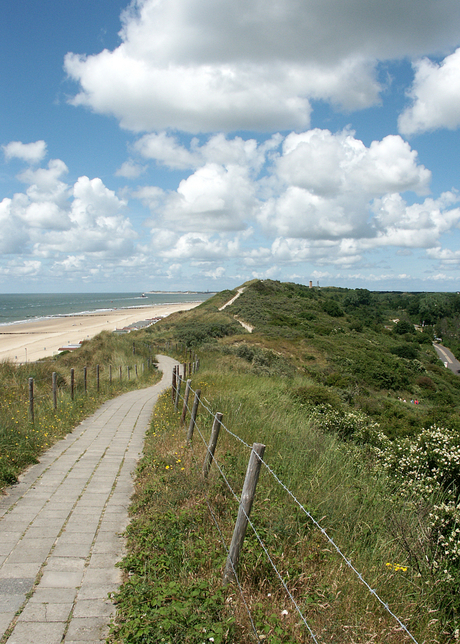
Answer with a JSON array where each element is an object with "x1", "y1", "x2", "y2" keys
[{"x1": 0, "y1": 302, "x2": 200, "y2": 364}]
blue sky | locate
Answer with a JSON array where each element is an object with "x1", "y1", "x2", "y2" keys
[{"x1": 2, "y1": 0, "x2": 460, "y2": 293}]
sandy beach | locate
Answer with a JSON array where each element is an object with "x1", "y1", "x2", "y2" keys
[{"x1": 0, "y1": 302, "x2": 200, "y2": 364}]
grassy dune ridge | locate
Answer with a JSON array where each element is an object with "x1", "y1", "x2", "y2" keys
[{"x1": 108, "y1": 281, "x2": 460, "y2": 643}]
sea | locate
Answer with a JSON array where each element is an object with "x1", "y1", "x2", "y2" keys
[{"x1": 0, "y1": 292, "x2": 214, "y2": 326}]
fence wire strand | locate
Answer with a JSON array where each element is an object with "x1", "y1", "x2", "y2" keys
[
  {"x1": 178, "y1": 388, "x2": 319, "y2": 642},
  {"x1": 186, "y1": 429, "x2": 262, "y2": 643},
  {"x1": 174, "y1": 371, "x2": 420, "y2": 644}
]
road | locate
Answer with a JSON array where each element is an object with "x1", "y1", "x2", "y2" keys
[{"x1": 432, "y1": 342, "x2": 460, "y2": 374}]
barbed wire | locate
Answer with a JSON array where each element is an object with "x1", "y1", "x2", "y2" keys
[
  {"x1": 174, "y1": 374, "x2": 420, "y2": 644},
  {"x1": 177, "y1": 387, "x2": 319, "y2": 642},
  {"x1": 187, "y1": 383, "x2": 253, "y2": 451},
  {"x1": 185, "y1": 423, "x2": 262, "y2": 643}
]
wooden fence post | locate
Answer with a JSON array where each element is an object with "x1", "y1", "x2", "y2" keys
[
  {"x1": 171, "y1": 365, "x2": 177, "y2": 402},
  {"x1": 187, "y1": 389, "x2": 201, "y2": 442},
  {"x1": 223, "y1": 443, "x2": 266, "y2": 585},
  {"x1": 70, "y1": 368, "x2": 75, "y2": 400},
  {"x1": 119, "y1": 365, "x2": 122, "y2": 381},
  {"x1": 135, "y1": 364, "x2": 138, "y2": 378},
  {"x1": 52, "y1": 372, "x2": 57, "y2": 410},
  {"x1": 109, "y1": 364, "x2": 112, "y2": 383},
  {"x1": 83, "y1": 366, "x2": 87, "y2": 393},
  {"x1": 203, "y1": 412, "x2": 223, "y2": 478},
  {"x1": 127, "y1": 366, "x2": 130, "y2": 381},
  {"x1": 28, "y1": 377, "x2": 34, "y2": 423},
  {"x1": 180, "y1": 379, "x2": 192, "y2": 424},
  {"x1": 174, "y1": 375, "x2": 182, "y2": 412},
  {"x1": 96, "y1": 364, "x2": 100, "y2": 392}
]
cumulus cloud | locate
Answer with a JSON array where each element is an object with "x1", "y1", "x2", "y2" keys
[
  {"x1": 115, "y1": 159, "x2": 146, "y2": 178},
  {"x1": 3, "y1": 140, "x2": 47, "y2": 164},
  {"x1": 426, "y1": 247, "x2": 460, "y2": 265},
  {"x1": 398, "y1": 48, "x2": 460, "y2": 135},
  {"x1": 0, "y1": 260, "x2": 42, "y2": 277},
  {"x1": 259, "y1": 129, "x2": 431, "y2": 241},
  {"x1": 371, "y1": 192, "x2": 460, "y2": 248},
  {"x1": 135, "y1": 128, "x2": 460, "y2": 273},
  {"x1": 0, "y1": 152, "x2": 138, "y2": 267},
  {"x1": 64, "y1": 0, "x2": 460, "y2": 134}
]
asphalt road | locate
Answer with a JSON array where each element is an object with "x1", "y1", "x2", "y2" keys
[{"x1": 432, "y1": 342, "x2": 460, "y2": 374}]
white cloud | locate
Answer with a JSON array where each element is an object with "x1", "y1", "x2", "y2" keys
[
  {"x1": 399, "y1": 48, "x2": 460, "y2": 135},
  {"x1": 0, "y1": 197, "x2": 29, "y2": 253},
  {"x1": 158, "y1": 232, "x2": 241, "y2": 261},
  {"x1": 132, "y1": 129, "x2": 460, "y2": 274},
  {"x1": 161, "y1": 163, "x2": 256, "y2": 232},
  {"x1": 426, "y1": 247, "x2": 460, "y2": 265},
  {"x1": 64, "y1": 0, "x2": 460, "y2": 134},
  {"x1": 372, "y1": 192, "x2": 460, "y2": 248},
  {"x1": 203, "y1": 266, "x2": 225, "y2": 279},
  {"x1": 0, "y1": 153, "x2": 138, "y2": 266},
  {"x1": 259, "y1": 129, "x2": 430, "y2": 241},
  {"x1": 3, "y1": 140, "x2": 47, "y2": 164},
  {"x1": 115, "y1": 159, "x2": 146, "y2": 178},
  {"x1": 134, "y1": 133, "x2": 199, "y2": 169},
  {"x1": 0, "y1": 260, "x2": 41, "y2": 277}
]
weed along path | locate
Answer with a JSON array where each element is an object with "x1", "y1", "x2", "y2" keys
[{"x1": 0, "y1": 355, "x2": 178, "y2": 644}]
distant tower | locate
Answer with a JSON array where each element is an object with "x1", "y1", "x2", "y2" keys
[
  {"x1": 317, "y1": 281, "x2": 320, "y2": 288},
  {"x1": 309, "y1": 281, "x2": 313, "y2": 288}
]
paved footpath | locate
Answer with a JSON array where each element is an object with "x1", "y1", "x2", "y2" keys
[{"x1": 0, "y1": 355, "x2": 177, "y2": 644}]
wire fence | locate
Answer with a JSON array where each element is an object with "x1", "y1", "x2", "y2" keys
[
  {"x1": 24, "y1": 357, "x2": 157, "y2": 422},
  {"x1": 171, "y1": 365, "x2": 420, "y2": 644}
]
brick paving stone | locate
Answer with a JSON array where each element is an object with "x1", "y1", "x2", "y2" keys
[{"x1": 0, "y1": 356, "x2": 177, "y2": 644}]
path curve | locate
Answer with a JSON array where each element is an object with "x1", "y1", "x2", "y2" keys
[
  {"x1": 0, "y1": 355, "x2": 178, "y2": 644},
  {"x1": 432, "y1": 342, "x2": 460, "y2": 374}
]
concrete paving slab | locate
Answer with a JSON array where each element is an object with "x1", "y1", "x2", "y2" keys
[
  {"x1": 17, "y1": 601, "x2": 73, "y2": 622},
  {"x1": 51, "y1": 543, "x2": 92, "y2": 559},
  {"x1": 0, "y1": 594, "x2": 26, "y2": 613},
  {"x1": 39, "y1": 570, "x2": 84, "y2": 588},
  {"x1": 73, "y1": 599, "x2": 115, "y2": 618},
  {"x1": 6, "y1": 621, "x2": 66, "y2": 644},
  {"x1": 0, "y1": 563, "x2": 42, "y2": 579},
  {"x1": 28, "y1": 588, "x2": 77, "y2": 604},
  {"x1": 0, "y1": 613, "x2": 15, "y2": 634},
  {"x1": 0, "y1": 355, "x2": 177, "y2": 643},
  {"x1": 64, "y1": 616, "x2": 110, "y2": 642},
  {"x1": 45, "y1": 557, "x2": 86, "y2": 572}
]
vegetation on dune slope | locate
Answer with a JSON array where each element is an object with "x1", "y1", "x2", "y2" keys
[{"x1": 109, "y1": 280, "x2": 460, "y2": 644}]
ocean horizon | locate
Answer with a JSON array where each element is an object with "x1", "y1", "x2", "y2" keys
[{"x1": 0, "y1": 292, "x2": 214, "y2": 326}]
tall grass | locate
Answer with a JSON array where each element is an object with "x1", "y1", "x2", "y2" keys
[
  {"x1": 110, "y1": 345, "x2": 453, "y2": 643},
  {"x1": 0, "y1": 331, "x2": 160, "y2": 489}
]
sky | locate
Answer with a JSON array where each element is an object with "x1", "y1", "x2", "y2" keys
[{"x1": 2, "y1": 1, "x2": 460, "y2": 293}]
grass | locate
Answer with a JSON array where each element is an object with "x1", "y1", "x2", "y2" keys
[
  {"x1": 109, "y1": 349, "x2": 456, "y2": 643},
  {"x1": 108, "y1": 280, "x2": 460, "y2": 643},
  {"x1": 0, "y1": 331, "x2": 160, "y2": 489}
]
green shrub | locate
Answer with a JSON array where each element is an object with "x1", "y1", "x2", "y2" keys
[
  {"x1": 175, "y1": 321, "x2": 240, "y2": 347},
  {"x1": 394, "y1": 320, "x2": 415, "y2": 335},
  {"x1": 322, "y1": 300, "x2": 344, "y2": 317},
  {"x1": 390, "y1": 345, "x2": 419, "y2": 359},
  {"x1": 292, "y1": 384, "x2": 341, "y2": 408},
  {"x1": 416, "y1": 375, "x2": 436, "y2": 390}
]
